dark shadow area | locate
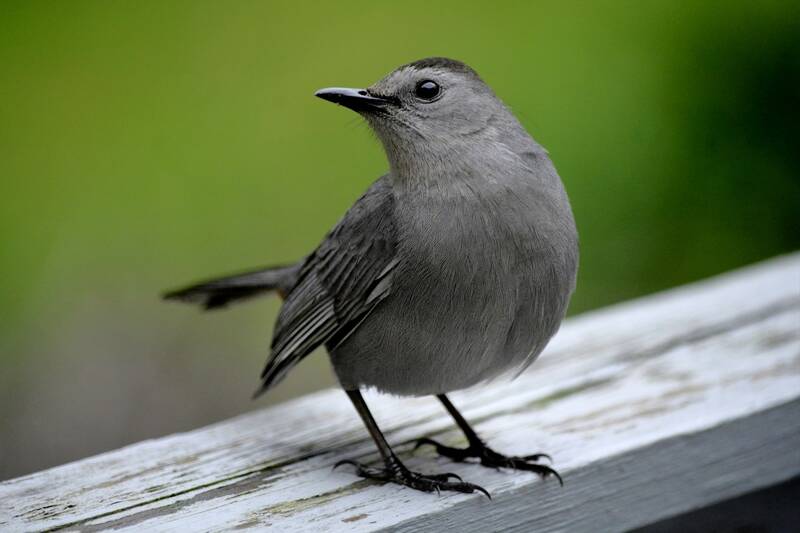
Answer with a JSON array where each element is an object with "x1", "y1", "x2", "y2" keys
[{"x1": 634, "y1": 476, "x2": 800, "y2": 533}]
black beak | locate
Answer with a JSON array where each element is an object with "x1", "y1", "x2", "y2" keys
[{"x1": 315, "y1": 87, "x2": 392, "y2": 113}]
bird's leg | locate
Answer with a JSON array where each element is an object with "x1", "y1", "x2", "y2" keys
[
  {"x1": 334, "y1": 389, "x2": 490, "y2": 497},
  {"x1": 415, "y1": 394, "x2": 563, "y2": 485}
]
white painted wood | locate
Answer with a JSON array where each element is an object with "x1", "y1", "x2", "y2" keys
[{"x1": 2, "y1": 253, "x2": 799, "y2": 532}]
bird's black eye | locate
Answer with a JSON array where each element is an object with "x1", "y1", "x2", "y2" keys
[{"x1": 414, "y1": 80, "x2": 440, "y2": 101}]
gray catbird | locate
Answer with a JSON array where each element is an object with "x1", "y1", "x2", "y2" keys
[{"x1": 165, "y1": 57, "x2": 578, "y2": 497}]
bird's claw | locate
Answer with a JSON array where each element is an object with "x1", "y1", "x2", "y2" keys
[
  {"x1": 415, "y1": 437, "x2": 563, "y2": 486},
  {"x1": 334, "y1": 455, "x2": 490, "y2": 498}
]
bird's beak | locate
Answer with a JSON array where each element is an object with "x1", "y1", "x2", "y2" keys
[{"x1": 315, "y1": 87, "x2": 392, "y2": 113}]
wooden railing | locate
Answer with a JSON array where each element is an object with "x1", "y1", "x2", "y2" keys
[{"x1": 2, "y1": 253, "x2": 799, "y2": 532}]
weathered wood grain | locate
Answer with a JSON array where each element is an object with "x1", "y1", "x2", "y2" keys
[{"x1": 2, "y1": 253, "x2": 799, "y2": 532}]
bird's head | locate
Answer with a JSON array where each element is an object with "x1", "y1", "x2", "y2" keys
[{"x1": 316, "y1": 57, "x2": 527, "y2": 178}]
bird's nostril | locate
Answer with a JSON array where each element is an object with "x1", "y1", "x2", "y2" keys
[{"x1": 358, "y1": 90, "x2": 368, "y2": 96}]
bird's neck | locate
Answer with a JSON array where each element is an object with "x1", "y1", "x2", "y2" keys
[{"x1": 384, "y1": 135, "x2": 550, "y2": 192}]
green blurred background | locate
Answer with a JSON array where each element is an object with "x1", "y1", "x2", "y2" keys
[{"x1": 1, "y1": 1, "x2": 798, "y2": 480}]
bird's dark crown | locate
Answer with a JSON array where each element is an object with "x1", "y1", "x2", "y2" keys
[{"x1": 400, "y1": 57, "x2": 480, "y2": 78}]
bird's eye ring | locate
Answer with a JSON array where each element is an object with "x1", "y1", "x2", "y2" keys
[{"x1": 414, "y1": 80, "x2": 441, "y2": 101}]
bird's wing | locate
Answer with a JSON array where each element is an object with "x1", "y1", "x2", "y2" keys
[{"x1": 255, "y1": 178, "x2": 398, "y2": 396}]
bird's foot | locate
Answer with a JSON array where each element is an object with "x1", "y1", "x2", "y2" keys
[
  {"x1": 415, "y1": 437, "x2": 563, "y2": 486},
  {"x1": 334, "y1": 455, "x2": 491, "y2": 498}
]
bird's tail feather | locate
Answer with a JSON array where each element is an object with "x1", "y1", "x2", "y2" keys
[{"x1": 163, "y1": 263, "x2": 300, "y2": 310}]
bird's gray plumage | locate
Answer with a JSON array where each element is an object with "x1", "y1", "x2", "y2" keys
[{"x1": 166, "y1": 57, "x2": 578, "y2": 399}]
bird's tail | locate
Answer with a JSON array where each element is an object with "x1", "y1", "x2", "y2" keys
[{"x1": 163, "y1": 263, "x2": 301, "y2": 310}]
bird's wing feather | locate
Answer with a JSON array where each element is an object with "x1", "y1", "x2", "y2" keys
[{"x1": 255, "y1": 178, "x2": 398, "y2": 395}]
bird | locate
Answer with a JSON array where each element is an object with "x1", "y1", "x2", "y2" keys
[{"x1": 164, "y1": 57, "x2": 578, "y2": 497}]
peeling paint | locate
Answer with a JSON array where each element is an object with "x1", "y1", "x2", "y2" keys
[{"x1": 342, "y1": 513, "x2": 369, "y2": 523}]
